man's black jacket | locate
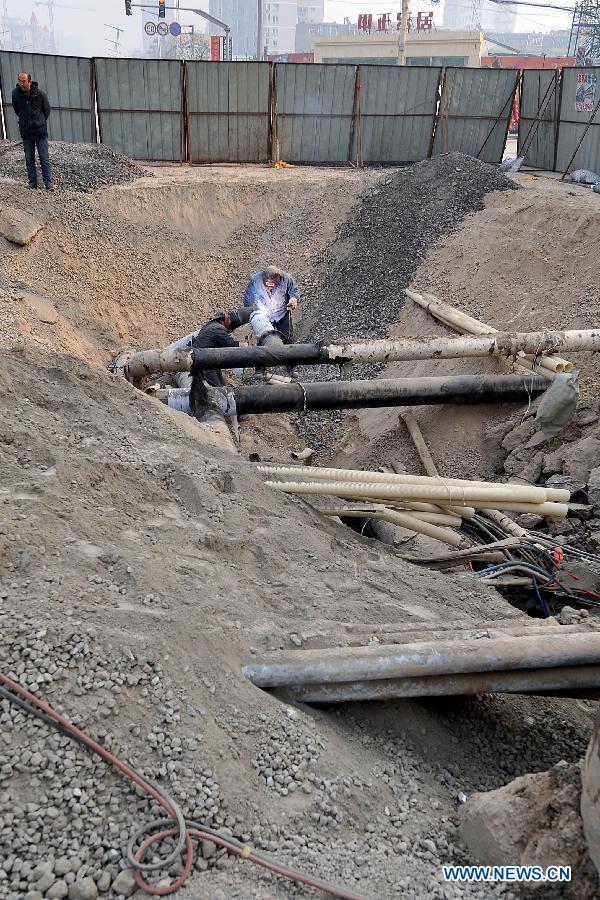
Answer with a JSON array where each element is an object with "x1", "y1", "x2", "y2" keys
[{"x1": 12, "y1": 82, "x2": 51, "y2": 140}]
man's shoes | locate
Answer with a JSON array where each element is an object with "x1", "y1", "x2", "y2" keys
[
  {"x1": 45, "y1": 183, "x2": 55, "y2": 192},
  {"x1": 28, "y1": 183, "x2": 37, "y2": 189}
]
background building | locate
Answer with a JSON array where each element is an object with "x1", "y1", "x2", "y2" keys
[
  {"x1": 210, "y1": 0, "x2": 325, "y2": 58},
  {"x1": 485, "y1": 29, "x2": 570, "y2": 55},
  {"x1": 443, "y1": 0, "x2": 517, "y2": 33},
  {"x1": 296, "y1": 20, "x2": 360, "y2": 53},
  {"x1": 263, "y1": 1, "x2": 297, "y2": 54},
  {"x1": 313, "y1": 30, "x2": 484, "y2": 67}
]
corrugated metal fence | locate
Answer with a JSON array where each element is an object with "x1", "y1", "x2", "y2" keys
[
  {"x1": 555, "y1": 66, "x2": 600, "y2": 174},
  {"x1": 186, "y1": 61, "x2": 271, "y2": 163},
  {"x1": 355, "y1": 65, "x2": 441, "y2": 164},
  {"x1": 433, "y1": 67, "x2": 519, "y2": 164},
  {"x1": 95, "y1": 57, "x2": 185, "y2": 162},
  {"x1": 518, "y1": 69, "x2": 558, "y2": 170},
  {"x1": 4, "y1": 52, "x2": 598, "y2": 176},
  {"x1": 273, "y1": 63, "x2": 357, "y2": 164},
  {"x1": 0, "y1": 51, "x2": 94, "y2": 143}
]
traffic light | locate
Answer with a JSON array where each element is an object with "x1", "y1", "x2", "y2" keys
[
  {"x1": 125, "y1": 0, "x2": 132, "y2": 14},
  {"x1": 158, "y1": 1, "x2": 166, "y2": 17}
]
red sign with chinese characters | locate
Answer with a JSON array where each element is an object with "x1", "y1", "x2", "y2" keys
[
  {"x1": 358, "y1": 10, "x2": 435, "y2": 32},
  {"x1": 210, "y1": 35, "x2": 221, "y2": 61}
]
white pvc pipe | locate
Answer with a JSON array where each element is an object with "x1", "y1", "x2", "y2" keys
[
  {"x1": 265, "y1": 479, "x2": 561, "y2": 509},
  {"x1": 381, "y1": 499, "x2": 476, "y2": 519},
  {"x1": 258, "y1": 465, "x2": 569, "y2": 503},
  {"x1": 334, "y1": 490, "x2": 567, "y2": 518},
  {"x1": 319, "y1": 506, "x2": 462, "y2": 547}
]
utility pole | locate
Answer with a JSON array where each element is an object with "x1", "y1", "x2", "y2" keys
[
  {"x1": 256, "y1": 0, "x2": 262, "y2": 60},
  {"x1": 398, "y1": 0, "x2": 409, "y2": 65}
]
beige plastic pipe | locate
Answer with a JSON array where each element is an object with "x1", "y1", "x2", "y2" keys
[
  {"x1": 479, "y1": 509, "x2": 529, "y2": 538},
  {"x1": 318, "y1": 506, "x2": 462, "y2": 547},
  {"x1": 333, "y1": 499, "x2": 461, "y2": 525},
  {"x1": 400, "y1": 411, "x2": 478, "y2": 520},
  {"x1": 265, "y1": 479, "x2": 564, "y2": 510},
  {"x1": 323, "y1": 487, "x2": 566, "y2": 518},
  {"x1": 258, "y1": 465, "x2": 569, "y2": 503},
  {"x1": 408, "y1": 289, "x2": 572, "y2": 374},
  {"x1": 375, "y1": 499, "x2": 476, "y2": 519},
  {"x1": 399, "y1": 511, "x2": 462, "y2": 526},
  {"x1": 400, "y1": 410, "x2": 532, "y2": 537}
]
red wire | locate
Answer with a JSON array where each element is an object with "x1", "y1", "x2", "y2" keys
[{"x1": 0, "y1": 673, "x2": 365, "y2": 900}]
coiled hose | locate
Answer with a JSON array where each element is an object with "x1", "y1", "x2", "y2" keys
[{"x1": 0, "y1": 672, "x2": 367, "y2": 900}]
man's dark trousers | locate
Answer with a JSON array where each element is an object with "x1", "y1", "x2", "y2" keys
[{"x1": 23, "y1": 135, "x2": 52, "y2": 188}]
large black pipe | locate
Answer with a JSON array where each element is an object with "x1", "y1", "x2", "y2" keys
[
  {"x1": 192, "y1": 343, "x2": 325, "y2": 371},
  {"x1": 233, "y1": 375, "x2": 547, "y2": 416}
]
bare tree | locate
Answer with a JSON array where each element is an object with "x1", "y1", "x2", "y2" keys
[{"x1": 164, "y1": 32, "x2": 210, "y2": 60}]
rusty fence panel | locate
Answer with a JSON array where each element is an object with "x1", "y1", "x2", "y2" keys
[
  {"x1": 274, "y1": 63, "x2": 357, "y2": 164},
  {"x1": 354, "y1": 65, "x2": 441, "y2": 164},
  {"x1": 94, "y1": 57, "x2": 184, "y2": 162},
  {"x1": 555, "y1": 66, "x2": 600, "y2": 175},
  {"x1": 186, "y1": 61, "x2": 271, "y2": 163},
  {"x1": 433, "y1": 67, "x2": 519, "y2": 164},
  {"x1": 0, "y1": 50, "x2": 95, "y2": 143},
  {"x1": 518, "y1": 69, "x2": 559, "y2": 170}
]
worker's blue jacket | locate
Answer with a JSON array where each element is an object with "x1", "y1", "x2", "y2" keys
[{"x1": 243, "y1": 271, "x2": 299, "y2": 323}]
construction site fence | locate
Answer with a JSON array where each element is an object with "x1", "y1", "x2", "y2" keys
[{"x1": 0, "y1": 51, "x2": 598, "y2": 174}]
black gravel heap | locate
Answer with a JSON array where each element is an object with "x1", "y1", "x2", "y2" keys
[
  {"x1": 300, "y1": 152, "x2": 516, "y2": 344},
  {"x1": 293, "y1": 152, "x2": 517, "y2": 452},
  {"x1": 0, "y1": 140, "x2": 149, "y2": 192}
]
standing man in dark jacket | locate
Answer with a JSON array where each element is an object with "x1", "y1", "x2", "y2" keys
[{"x1": 11, "y1": 72, "x2": 54, "y2": 191}]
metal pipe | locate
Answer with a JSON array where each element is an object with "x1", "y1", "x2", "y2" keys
[
  {"x1": 123, "y1": 326, "x2": 600, "y2": 380},
  {"x1": 406, "y1": 289, "x2": 573, "y2": 374},
  {"x1": 234, "y1": 375, "x2": 548, "y2": 416},
  {"x1": 241, "y1": 633, "x2": 600, "y2": 688},
  {"x1": 286, "y1": 665, "x2": 600, "y2": 703}
]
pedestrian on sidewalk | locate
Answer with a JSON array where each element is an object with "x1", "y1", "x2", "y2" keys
[{"x1": 11, "y1": 72, "x2": 54, "y2": 191}]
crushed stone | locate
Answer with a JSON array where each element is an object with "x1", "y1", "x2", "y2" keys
[{"x1": 0, "y1": 141, "x2": 149, "y2": 193}]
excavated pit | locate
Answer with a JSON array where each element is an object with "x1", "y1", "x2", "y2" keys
[{"x1": 0, "y1": 150, "x2": 599, "y2": 899}]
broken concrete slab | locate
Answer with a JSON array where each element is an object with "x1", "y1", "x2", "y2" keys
[
  {"x1": 588, "y1": 467, "x2": 600, "y2": 514},
  {"x1": 0, "y1": 206, "x2": 43, "y2": 246}
]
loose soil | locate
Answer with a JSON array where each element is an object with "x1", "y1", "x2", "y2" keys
[{"x1": 0, "y1": 155, "x2": 598, "y2": 900}]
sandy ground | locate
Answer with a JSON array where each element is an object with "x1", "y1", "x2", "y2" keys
[
  {"x1": 334, "y1": 171, "x2": 600, "y2": 482},
  {"x1": 0, "y1": 159, "x2": 598, "y2": 899}
]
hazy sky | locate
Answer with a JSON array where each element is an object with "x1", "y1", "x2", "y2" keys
[{"x1": 7, "y1": 0, "x2": 573, "y2": 57}]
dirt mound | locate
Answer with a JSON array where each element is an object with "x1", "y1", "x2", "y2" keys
[
  {"x1": 0, "y1": 346, "x2": 593, "y2": 899},
  {"x1": 0, "y1": 165, "x2": 374, "y2": 363},
  {"x1": 0, "y1": 140, "x2": 148, "y2": 192}
]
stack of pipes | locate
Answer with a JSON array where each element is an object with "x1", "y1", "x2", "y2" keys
[
  {"x1": 405, "y1": 289, "x2": 574, "y2": 379},
  {"x1": 259, "y1": 465, "x2": 570, "y2": 548}
]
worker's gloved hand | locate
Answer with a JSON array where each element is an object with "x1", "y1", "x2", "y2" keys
[{"x1": 287, "y1": 298, "x2": 298, "y2": 311}]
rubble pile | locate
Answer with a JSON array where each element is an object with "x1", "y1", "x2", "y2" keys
[{"x1": 0, "y1": 141, "x2": 148, "y2": 192}]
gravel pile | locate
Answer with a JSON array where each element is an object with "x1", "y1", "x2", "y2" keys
[
  {"x1": 301, "y1": 152, "x2": 516, "y2": 344},
  {"x1": 0, "y1": 141, "x2": 148, "y2": 192},
  {"x1": 293, "y1": 152, "x2": 516, "y2": 453}
]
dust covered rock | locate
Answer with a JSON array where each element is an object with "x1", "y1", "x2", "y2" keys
[
  {"x1": 0, "y1": 205, "x2": 43, "y2": 245},
  {"x1": 459, "y1": 761, "x2": 598, "y2": 897}
]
